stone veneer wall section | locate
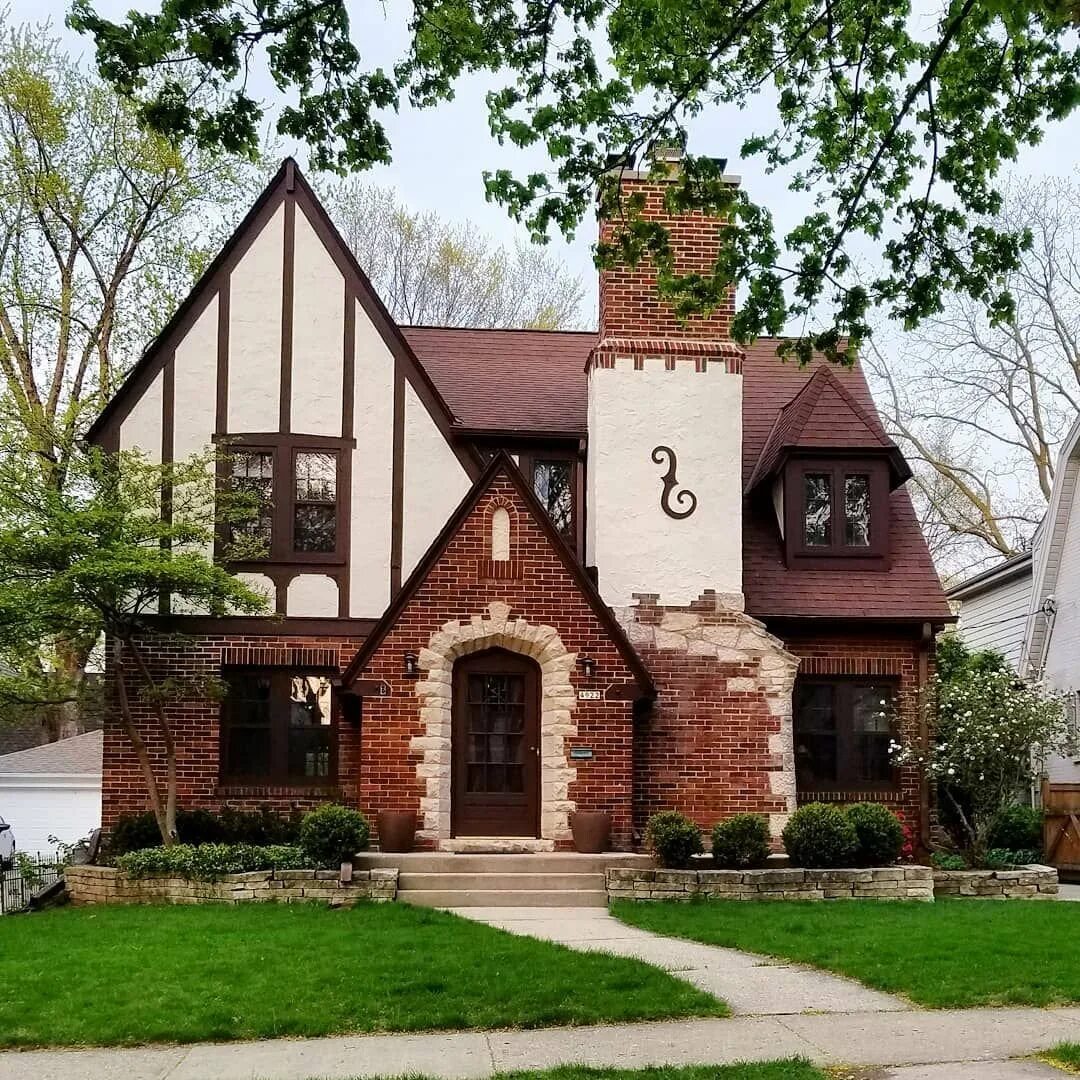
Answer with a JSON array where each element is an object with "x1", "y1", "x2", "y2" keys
[
  {"x1": 932, "y1": 865, "x2": 1058, "y2": 899},
  {"x1": 622, "y1": 591, "x2": 800, "y2": 841},
  {"x1": 607, "y1": 865, "x2": 934, "y2": 901},
  {"x1": 66, "y1": 864, "x2": 398, "y2": 905}
]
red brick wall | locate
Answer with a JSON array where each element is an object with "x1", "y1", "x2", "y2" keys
[
  {"x1": 101, "y1": 635, "x2": 366, "y2": 829},
  {"x1": 354, "y1": 474, "x2": 640, "y2": 849},
  {"x1": 598, "y1": 175, "x2": 736, "y2": 342},
  {"x1": 782, "y1": 630, "x2": 928, "y2": 833}
]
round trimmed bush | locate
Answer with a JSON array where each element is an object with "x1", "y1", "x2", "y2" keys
[
  {"x1": 781, "y1": 803, "x2": 858, "y2": 868},
  {"x1": 711, "y1": 813, "x2": 771, "y2": 869},
  {"x1": 846, "y1": 802, "x2": 904, "y2": 866},
  {"x1": 299, "y1": 804, "x2": 371, "y2": 868},
  {"x1": 645, "y1": 810, "x2": 703, "y2": 868}
]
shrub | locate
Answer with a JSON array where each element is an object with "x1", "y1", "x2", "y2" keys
[
  {"x1": 782, "y1": 803, "x2": 858, "y2": 868},
  {"x1": 711, "y1": 814, "x2": 771, "y2": 869},
  {"x1": 645, "y1": 811, "x2": 703, "y2": 868},
  {"x1": 106, "y1": 805, "x2": 301, "y2": 857},
  {"x1": 983, "y1": 847, "x2": 1042, "y2": 870},
  {"x1": 846, "y1": 802, "x2": 904, "y2": 866},
  {"x1": 299, "y1": 804, "x2": 370, "y2": 868},
  {"x1": 988, "y1": 803, "x2": 1043, "y2": 854},
  {"x1": 116, "y1": 843, "x2": 305, "y2": 880},
  {"x1": 930, "y1": 850, "x2": 966, "y2": 870}
]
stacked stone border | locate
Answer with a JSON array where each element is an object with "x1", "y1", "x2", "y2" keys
[
  {"x1": 607, "y1": 866, "x2": 933, "y2": 901},
  {"x1": 932, "y1": 865, "x2": 1058, "y2": 899},
  {"x1": 65, "y1": 864, "x2": 398, "y2": 906}
]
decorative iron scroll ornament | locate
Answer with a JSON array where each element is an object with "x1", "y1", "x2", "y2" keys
[{"x1": 651, "y1": 445, "x2": 698, "y2": 520}]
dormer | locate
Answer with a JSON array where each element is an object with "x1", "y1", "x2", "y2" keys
[{"x1": 746, "y1": 367, "x2": 910, "y2": 571}]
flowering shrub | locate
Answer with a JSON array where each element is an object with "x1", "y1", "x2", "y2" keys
[{"x1": 892, "y1": 665, "x2": 1068, "y2": 868}]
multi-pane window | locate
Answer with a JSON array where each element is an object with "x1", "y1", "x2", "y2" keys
[
  {"x1": 532, "y1": 459, "x2": 574, "y2": 541},
  {"x1": 231, "y1": 451, "x2": 274, "y2": 545},
  {"x1": 221, "y1": 670, "x2": 334, "y2": 783},
  {"x1": 293, "y1": 451, "x2": 337, "y2": 553},
  {"x1": 792, "y1": 461, "x2": 883, "y2": 557},
  {"x1": 794, "y1": 678, "x2": 897, "y2": 792},
  {"x1": 465, "y1": 672, "x2": 526, "y2": 795}
]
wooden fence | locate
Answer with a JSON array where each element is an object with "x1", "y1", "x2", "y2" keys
[{"x1": 1043, "y1": 780, "x2": 1080, "y2": 875}]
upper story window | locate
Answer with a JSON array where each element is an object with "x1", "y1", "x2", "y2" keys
[
  {"x1": 784, "y1": 457, "x2": 889, "y2": 567},
  {"x1": 532, "y1": 458, "x2": 574, "y2": 541},
  {"x1": 220, "y1": 669, "x2": 336, "y2": 785},
  {"x1": 221, "y1": 435, "x2": 350, "y2": 566}
]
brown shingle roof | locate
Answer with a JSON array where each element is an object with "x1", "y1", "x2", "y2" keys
[{"x1": 405, "y1": 328, "x2": 950, "y2": 622}]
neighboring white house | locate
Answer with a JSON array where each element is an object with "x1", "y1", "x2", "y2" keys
[
  {"x1": 946, "y1": 551, "x2": 1034, "y2": 669},
  {"x1": 0, "y1": 731, "x2": 102, "y2": 856}
]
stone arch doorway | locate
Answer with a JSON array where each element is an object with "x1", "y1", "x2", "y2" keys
[{"x1": 451, "y1": 648, "x2": 540, "y2": 837}]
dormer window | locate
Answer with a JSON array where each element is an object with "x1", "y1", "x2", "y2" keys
[{"x1": 784, "y1": 457, "x2": 889, "y2": 567}]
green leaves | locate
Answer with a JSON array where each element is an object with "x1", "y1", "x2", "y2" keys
[{"x1": 70, "y1": 0, "x2": 1080, "y2": 355}]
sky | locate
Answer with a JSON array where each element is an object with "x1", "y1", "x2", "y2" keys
[{"x1": 10, "y1": 0, "x2": 1080, "y2": 327}]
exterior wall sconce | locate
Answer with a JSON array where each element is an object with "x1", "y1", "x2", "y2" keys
[
  {"x1": 577, "y1": 655, "x2": 596, "y2": 679},
  {"x1": 403, "y1": 651, "x2": 419, "y2": 677}
]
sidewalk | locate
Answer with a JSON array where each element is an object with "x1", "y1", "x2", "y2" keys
[{"x1": 1, "y1": 1008, "x2": 1077, "y2": 1080}]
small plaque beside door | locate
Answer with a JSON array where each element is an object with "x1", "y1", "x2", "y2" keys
[
  {"x1": 577, "y1": 689, "x2": 602, "y2": 701},
  {"x1": 570, "y1": 747, "x2": 595, "y2": 760}
]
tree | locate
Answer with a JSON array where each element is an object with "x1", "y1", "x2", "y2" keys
[
  {"x1": 866, "y1": 178, "x2": 1080, "y2": 576},
  {"x1": 0, "y1": 442, "x2": 267, "y2": 844},
  {"x1": 324, "y1": 181, "x2": 583, "y2": 328},
  {"x1": 0, "y1": 19, "x2": 265, "y2": 737},
  {"x1": 69, "y1": 0, "x2": 1080, "y2": 361}
]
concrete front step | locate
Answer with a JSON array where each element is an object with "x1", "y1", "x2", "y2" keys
[
  {"x1": 357, "y1": 852, "x2": 650, "y2": 874},
  {"x1": 399, "y1": 872, "x2": 605, "y2": 892},
  {"x1": 400, "y1": 888, "x2": 609, "y2": 908}
]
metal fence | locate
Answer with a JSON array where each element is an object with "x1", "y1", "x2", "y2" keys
[{"x1": 0, "y1": 855, "x2": 64, "y2": 915}]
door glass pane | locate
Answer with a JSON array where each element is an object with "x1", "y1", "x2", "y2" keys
[
  {"x1": 852, "y1": 684, "x2": 894, "y2": 783},
  {"x1": 230, "y1": 451, "x2": 274, "y2": 547},
  {"x1": 294, "y1": 452, "x2": 337, "y2": 552},
  {"x1": 287, "y1": 675, "x2": 333, "y2": 779},
  {"x1": 803, "y1": 473, "x2": 832, "y2": 546},
  {"x1": 844, "y1": 474, "x2": 871, "y2": 547},
  {"x1": 533, "y1": 460, "x2": 574, "y2": 540},
  {"x1": 464, "y1": 671, "x2": 527, "y2": 794},
  {"x1": 222, "y1": 674, "x2": 272, "y2": 778},
  {"x1": 794, "y1": 682, "x2": 837, "y2": 787}
]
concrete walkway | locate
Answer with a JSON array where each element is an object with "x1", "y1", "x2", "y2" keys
[
  {"x1": 1, "y1": 1009, "x2": 1077, "y2": 1080},
  {"x1": 447, "y1": 905, "x2": 910, "y2": 1015}
]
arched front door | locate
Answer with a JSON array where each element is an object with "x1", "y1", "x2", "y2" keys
[{"x1": 451, "y1": 648, "x2": 540, "y2": 837}]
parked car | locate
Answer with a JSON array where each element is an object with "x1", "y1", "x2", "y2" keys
[{"x1": 0, "y1": 817, "x2": 14, "y2": 870}]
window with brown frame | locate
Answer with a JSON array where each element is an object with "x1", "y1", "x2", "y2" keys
[
  {"x1": 784, "y1": 457, "x2": 889, "y2": 567},
  {"x1": 794, "y1": 677, "x2": 898, "y2": 794},
  {"x1": 220, "y1": 669, "x2": 336, "y2": 784},
  {"x1": 220, "y1": 435, "x2": 349, "y2": 566}
]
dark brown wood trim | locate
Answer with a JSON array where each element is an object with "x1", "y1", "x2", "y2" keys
[
  {"x1": 763, "y1": 616, "x2": 954, "y2": 638},
  {"x1": 390, "y1": 360, "x2": 405, "y2": 596},
  {"x1": 159, "y1": 354, "x2": 175, "y2": 615},
  {"x1": 341, "y1": 451, "x2": 656, "y2": 696},
  {"x1": 279, "y1": 184, "x2": 295, "y2": 435},
  {"x1": 213, "y1": 432, "x2": 356, "y2": 449},
  {"x1": 338, "y1": 438, "x2": 353, "y2": 618},
  {"x1": 87, "y1": 160, "x2": 290, "y2": 446},
  {"x1": 342, "y1": 283, "x2": 355, "y2": 441},
  {"x1": 143, "y1": 614, "x2": 376, "y2": 636},
  {"x1": 917, "y1": 620, "x2": 932, "y2": 850},
  {"x1": 455, "y1": 426, "x2": 589, "y2": 442},
  {"x1": 216, "y1": 280, "x2": 230, "y2": 431}
]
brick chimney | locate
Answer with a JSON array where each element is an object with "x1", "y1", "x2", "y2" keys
[{"x1": 586, "y1": 149, "x2": 746, "y2": 613}]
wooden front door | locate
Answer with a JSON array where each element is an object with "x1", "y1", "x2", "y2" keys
[{"x1": 452, "y1": 649, "x2": 540, "y2": 837}]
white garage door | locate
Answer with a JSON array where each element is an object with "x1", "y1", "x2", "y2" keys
[{"x1": 0, "y1": 777, "x2": 102, "y2": 857}]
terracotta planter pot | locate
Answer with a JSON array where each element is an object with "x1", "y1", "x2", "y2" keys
[
  {"x1": 570, "y1": 811, "x2": 612, "y2": 854},
  {"x1": 377, "y1": 811, "x2": 417, "y2": 853}
]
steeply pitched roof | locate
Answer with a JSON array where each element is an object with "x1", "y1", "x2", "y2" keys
[
  {"x1": 0, "y1": 730, "x2": 102, "y2": 776},
  {"x1": 342, "y1": 451, "x2": 655, "y2": 694},
  {"x1": 745, "y1": 366, "x2": 908, "y2": 492}
]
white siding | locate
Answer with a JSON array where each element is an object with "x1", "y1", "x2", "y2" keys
[{"x1": 954, "y1": 572, "x2": 1033, "y2": 670}]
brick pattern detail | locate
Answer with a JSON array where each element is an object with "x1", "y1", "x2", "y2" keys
[
  {"x1": 351, "y1": 474, "x2": 641, "y2": 850},
  {"x1": 619, "y1": 592, "x2": 800, "y2": 843},
  {"x1": 100, "y1": 633, "x2": 367, "y2": 829}
]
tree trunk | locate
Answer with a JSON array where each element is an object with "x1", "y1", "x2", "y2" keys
[
  {"x1": 128, "y1": 638, "x2": 178, "y2": 842},
  {"x1": 112, "y1": 638, "x2": 173, "y2": 846}
]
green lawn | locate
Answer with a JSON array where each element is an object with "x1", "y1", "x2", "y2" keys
[
  {"x1": 0, "y1": 903, "x2": 727, "y2": 1048},
  {"x1": 612, "y1": 898, "x2": 1080, "y2": 1009},
  {"x1": 336, "y1": 1068, "x2": 827, "y2": 1080},
  {"x1": 1043, "y1": 1044, "x2": 1080, "y2": 1072}
]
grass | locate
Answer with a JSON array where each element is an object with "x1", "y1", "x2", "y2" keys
[
  {"x1": 327, "y1": 1068, "x2": 828, "y2": 1080},
  {"x1": 0, "y1": 903, "x2": 727, "y2": 1048},
  {"x1": 1042, "y1": 1044, "x2": 1080, "y2": 1072},
  {"x1": 612, "y1": 897, "x2": 1080, "y2": 1009}
]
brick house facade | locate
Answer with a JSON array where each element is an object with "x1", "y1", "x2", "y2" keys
[{"x1": 89, "y1": 152, "x2": 952, "y2": 850}]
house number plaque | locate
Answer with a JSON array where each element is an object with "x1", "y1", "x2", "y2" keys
[{"x1": 577, "y1": 689, "x2": 602, "y2": 701}]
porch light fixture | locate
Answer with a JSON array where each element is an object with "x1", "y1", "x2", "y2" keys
[
  {"x1": 577, "y1": 655, "x2": 596, "y2": 679},
  {"x1": 403, "y1": 651, "x2": 419, "y2": 677}
]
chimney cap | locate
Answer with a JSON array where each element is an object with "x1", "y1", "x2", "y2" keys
[{"x1": 645, "y1": 134, "x2": 687, "y2": 163}]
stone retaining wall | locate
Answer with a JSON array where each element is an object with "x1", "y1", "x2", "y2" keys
[
  {"x1": 606, "y1": 866, "x2": 934, "y2": 901},
  {"x1": 65, "y1": 864, "x2": 398, "y2": 906},
  {"x1": 932, "y1": 865, "x2": 1058, "y2": 899}
]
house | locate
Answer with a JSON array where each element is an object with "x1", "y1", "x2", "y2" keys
[
  {"x1": 0, "y1": 730, "x2": 102, "y2": 856},
  {"x1": 87, "y1": 154, "x2": 951, "y2": 853},
  {"x1": 946, "y1": 552, "x2": 1034, "y2": 669}
]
